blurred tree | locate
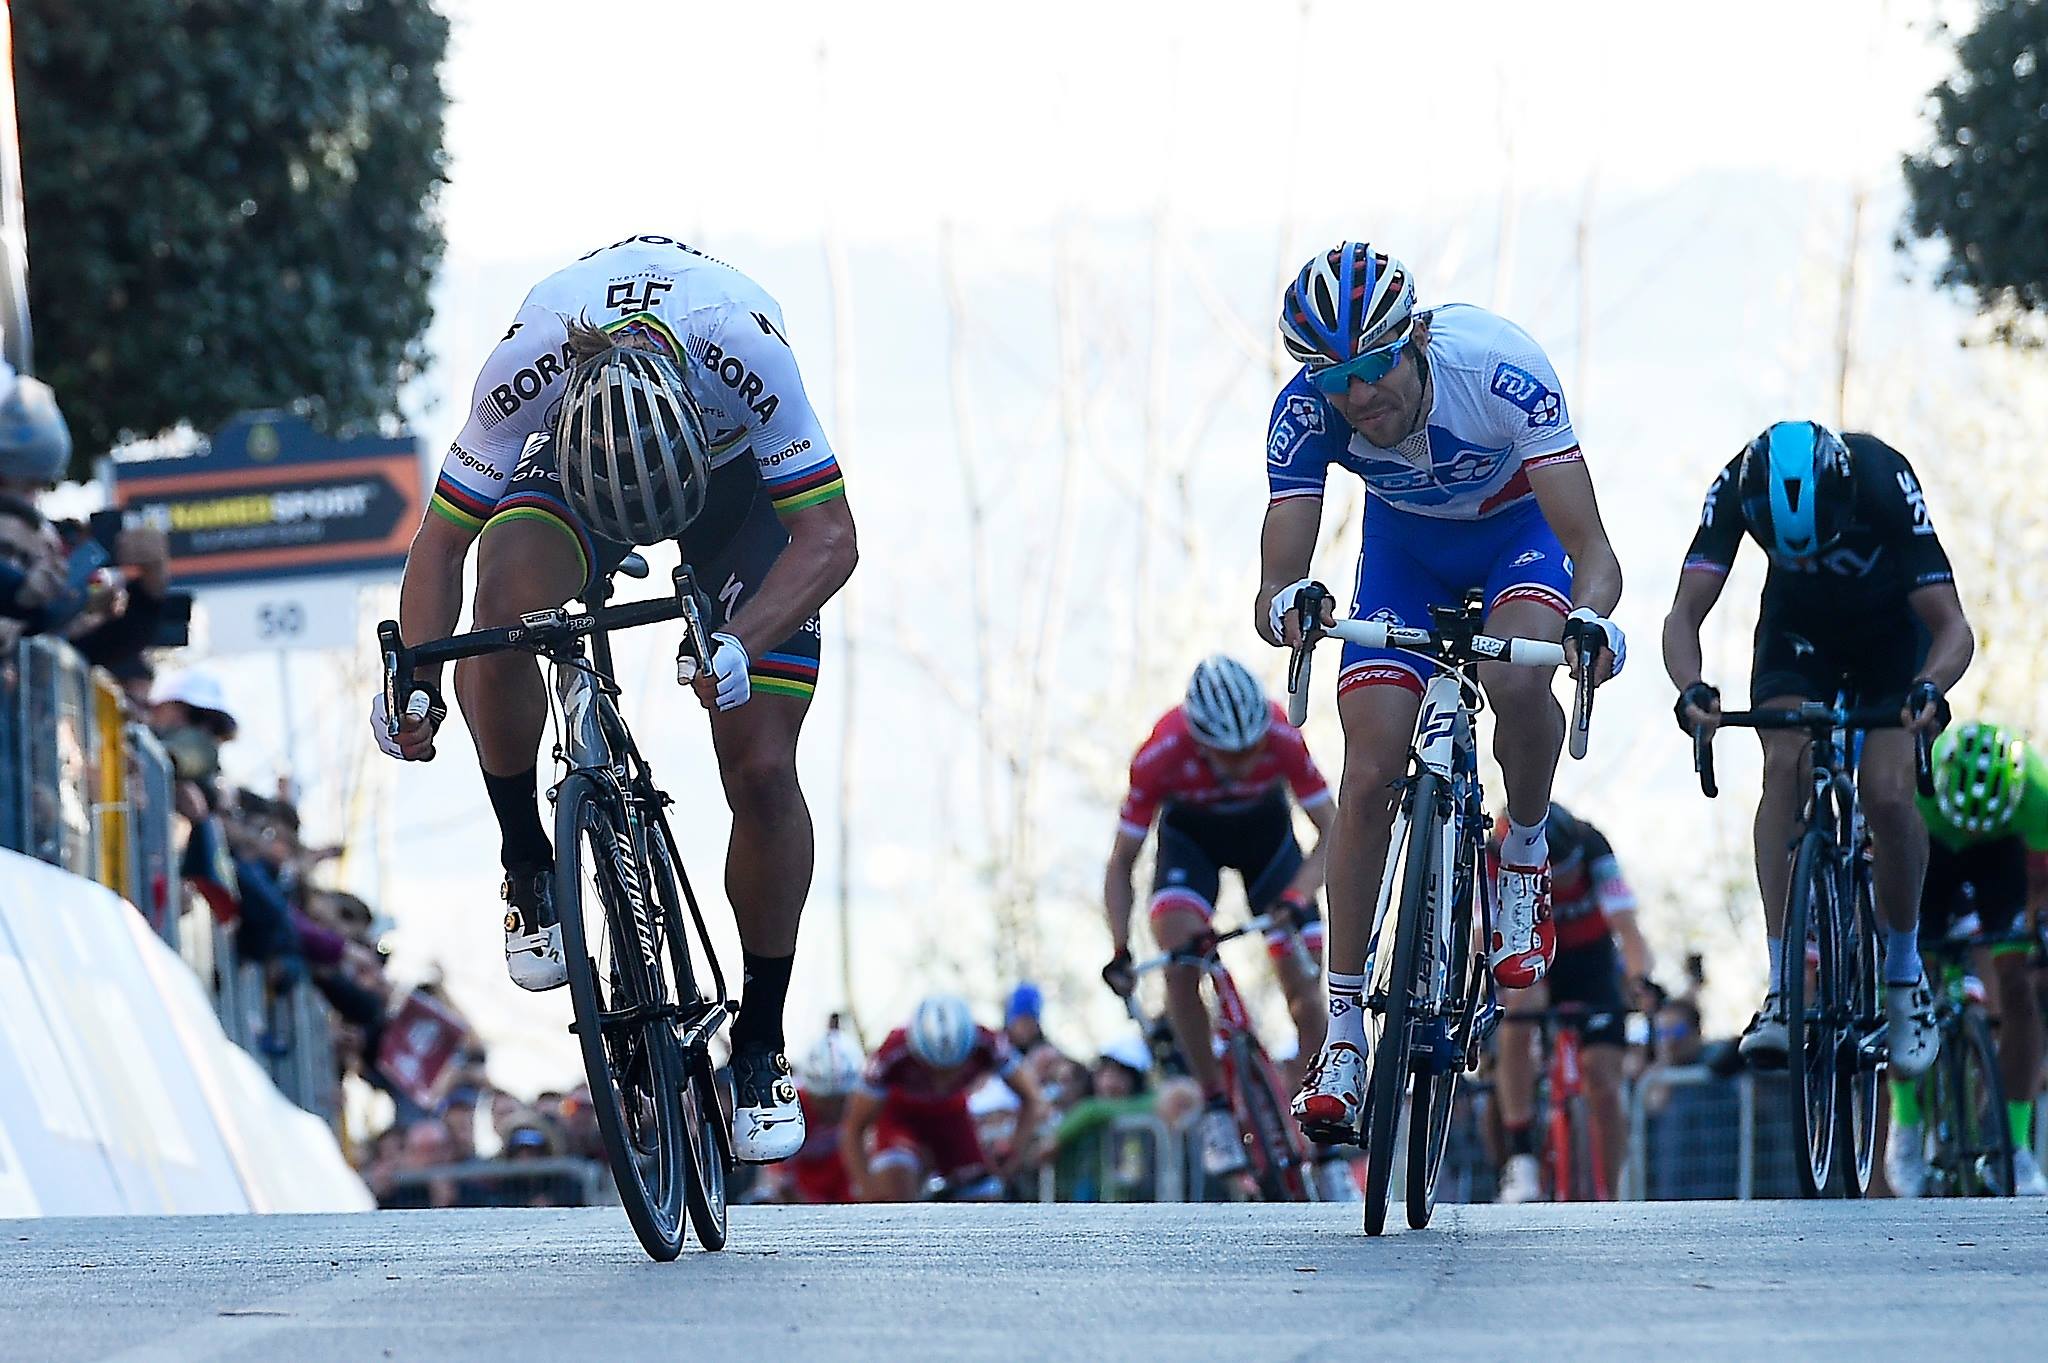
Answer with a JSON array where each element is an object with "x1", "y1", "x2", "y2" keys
[
  {"x1": 13, "y1": 0, "x2": 448, "y2": 471},
  {"x1": 1902, "y1": 0, "x2": 2048, "y2": 342}
]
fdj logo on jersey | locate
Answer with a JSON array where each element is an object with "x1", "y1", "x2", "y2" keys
[
  {"x1": 1490, "y1": 363, "x2": 1562, "y2": 429},
  {"x1": 685, "y1": 335, "x2": 780, "y2": 422}
]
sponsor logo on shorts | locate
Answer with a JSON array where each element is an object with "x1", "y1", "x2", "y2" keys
[
  {"x1": 1512, "y1": 549, "x2": 1545, "y2": 567},
  {"x1": 1366, "y1": 607, "x2": 1403, "y2": 625}
]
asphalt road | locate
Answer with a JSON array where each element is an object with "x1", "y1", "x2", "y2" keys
[{"x1": 3, "y1": 1200, "x2": 2042, "y2": 1362}]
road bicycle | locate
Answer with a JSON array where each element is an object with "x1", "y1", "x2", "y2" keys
[
  {"x1": 1117, "y1": 913, "x2": 1322, "y2": 1201},
  {"x1": 1899, "y1": 928, "x2": 2019, "y2": 1197},
  {"x1": 1287, "y1": 586, "x2": 1592, "y2": 1233},
  {"x1": 1693, "y1": 691, "x2": 1932, "y2": 1198},
  {"x1": 379, "y1": 555, "x2": 734, "y2": 1260},
  {"x1": 1501, "y1": 1001, "x2": 1615, "y2": 1202}
]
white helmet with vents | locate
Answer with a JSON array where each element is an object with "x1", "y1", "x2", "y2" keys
[{"x1": 1184, "y1": 656, "x2": 1272, "y2": 753}]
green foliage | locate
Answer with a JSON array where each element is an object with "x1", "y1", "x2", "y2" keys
[
  {"x1": 13, "y1": 0, "x2": 449, "y2": 467},
  {"x1": 1902, "y1": 0, "x2": 2048, "y2": 341}
]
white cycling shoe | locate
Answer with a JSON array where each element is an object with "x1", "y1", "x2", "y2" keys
[
  {"x1": 1886, "y1": 1119, "x2": 1928, "y2": 1198},
  {"x1": 1490, "y1": 859, "x2": 1556, "y2": 989},
  {"x1": 502, "y1": 869, "x2": 567, "y2": 992},
  {"x1": 2014, "y1": 1147, "x2": 2048, "y2": 1198},
  {"x1": 730, "y1": 1044, "x2": 805, "y2": 1163},
  {"x1": 1885, "y1": 974, "x2": 1940, "y2": 1080},
  {"x1": 1197, "y1": 1105, "x2": 1248, "y2": 1178},
  {"x1": 1496, "y1": 1152, "x2": 1542, "y2": 1205},
  {"x1": 1292, "y1": 1041, "x2": 1368, "y2": 1143}
]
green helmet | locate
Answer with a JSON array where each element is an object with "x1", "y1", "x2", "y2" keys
[{"x1": 1932, "y1": 721, "x2": 2026, "y2": 836}]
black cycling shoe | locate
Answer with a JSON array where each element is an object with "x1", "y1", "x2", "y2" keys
[
  {"x1": 728, "y1": 1043, "x2": 804, "y2": 1163},
  {"x1": 502, "y1": 867, "x2": 566, "y2": 992}
]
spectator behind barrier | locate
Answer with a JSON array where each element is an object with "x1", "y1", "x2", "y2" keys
[{"x1": 0, "y1": 374, "x2": 70, "y2": 496}]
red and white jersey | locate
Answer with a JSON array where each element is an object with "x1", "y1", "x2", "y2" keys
[
  {"x1": 1117, "y1": 703, "x2": 1332, "y2": 838},
  {"x1": 860, "y1": 1024, "x2": 1018, "y2": 1104}
]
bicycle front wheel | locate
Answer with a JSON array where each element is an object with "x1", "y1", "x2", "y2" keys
[
  {"x1": 644, "y1": 811, "x2": 729, "y2": 1249},
  {"x1": 1833, "y1": 858, "x2": 1882, "y2": 1196},
  {"x1": 1949, "y1": 1010, "x2": 2015, "y2": 1197},
  {"x1": 1363, "y1": 771, "x2": 1441, "y2": 1236},
  {"x1": 1783, "y1": 829, "x2": 1840, "y2": 1198},
  {"x1": 1407, "y1": 823, "x2": 1478, "y2": 1229},
  {"x1": 555, "y1": 773, "x2": 689, "y2": 1260}
]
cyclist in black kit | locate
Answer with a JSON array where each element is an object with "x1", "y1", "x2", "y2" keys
[{"x1": 1661, "y1": 422, "x2": 1972, "y2": 1080}]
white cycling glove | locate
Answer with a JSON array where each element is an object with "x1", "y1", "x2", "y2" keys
[
  {"x1": 678, "y1": 632, "x2": 752, "y2": 711},
  {"x1": 1266, "y1": 578, "x2": 1320, "y2": 644},
  {"x1": 1565, "y1": 608, "x2": 1627, "y2": 678},
  {"x1": 368, "y1": 688, "x2": 437, "y2": 759}
]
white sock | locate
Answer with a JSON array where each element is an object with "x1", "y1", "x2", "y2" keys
[
  {"x1": 1501, "y1": 814, "x2": 1549, "y2": 867},
  {"x1": 1765, "y1": 936, "x2": 1785, "y2": 995},
  {"x1": 1326, "y1": 970, "x2": 1367, "y2": 1052}
]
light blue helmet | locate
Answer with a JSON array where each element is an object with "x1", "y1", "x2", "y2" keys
[
  {"x1": 0, "y1": 377, "x2": 71, "y2": 485},
  {"x1": 908, "y1": 995, "x2": 977, "y2": 1069},
  {"x1": 1737, "y1": 421, "x2": 1854, "y2": 561}
]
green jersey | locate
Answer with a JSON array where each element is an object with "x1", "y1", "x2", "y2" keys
[{"x1": 1919, "y1": 742, "x2": 2048, "y2": 853}]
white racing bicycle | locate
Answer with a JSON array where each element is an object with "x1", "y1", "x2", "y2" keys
[{"x1": 1286, "y1": 586, "x2": 1592, "y2": 1234}]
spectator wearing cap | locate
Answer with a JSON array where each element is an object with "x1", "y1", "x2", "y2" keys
[
  {"x1": 1004, "y1": 982, "x2": 1047, "y2": 1055},
  {"x1": 1090, "y1": 1035, "x2": 1153, "y2": 1100}
]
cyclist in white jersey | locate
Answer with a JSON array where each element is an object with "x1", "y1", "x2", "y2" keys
[
  {"x1": 371, "y1": 235, "x2": 857, "y2": 1162},
  {"x1": 1262, "y1": 244, "x2": 1626, "y2": 1143}
]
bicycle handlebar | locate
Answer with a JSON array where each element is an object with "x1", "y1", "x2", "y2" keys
[
  {"x1": 1122, "y1": 914, "x2": 1283, "y2": 980},
  {"x1": 1692, "y1": 703, "x2": 1936, "y2": 800}
]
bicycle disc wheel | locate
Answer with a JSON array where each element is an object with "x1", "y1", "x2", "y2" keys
[
  {"x1": 1407, "y1": 830, "x2": 1476, "y2": 1229},
  {"x1": 1833, "y1": 861, "x2": 1882, "y2": 1196},
  {"x1": 644, "y1": 812, "x2": 729, "y2": 1248},
  {"x1": 1363, "y1": 771, "x2": 1440, "y2": 1236},
  {"x1": 1954, "y1": 1011, "x2": 2015, "y2": 1196},
  {"x1": 1782, "y1": 829, "x2": 1839, "y2": 1198},
  {"x1": 555, "y1": 774, "x2": 689, "y2": 1260},
  {"x1": 1232, "y1": 1036, "x2": 1307, "y2": 1202}
]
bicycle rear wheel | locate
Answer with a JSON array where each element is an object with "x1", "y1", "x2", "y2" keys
[
  {"x1": 1833, "y1": 859, "x2": 1882, "y2": 1196},
  {"x1": 1363, "y1": 772, "x2": 1440, "y2": 1236},
  {"x1": 1783, "y1": 829, "x2": 1840, "y2": 1198},
  {"x1": 555, "y1": 773, "x2": 689, "y2": 1260},
  {"x1": 1406, "y1": 830, "x2": 1476, "y2": 1229},
  {"x1": 644, "y1": 812, "x2": 730, "y2": 1249}
]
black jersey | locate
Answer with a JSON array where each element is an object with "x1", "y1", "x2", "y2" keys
[{"x1": 1682, "y1": 432, "x2": 1954, "y2": 612}]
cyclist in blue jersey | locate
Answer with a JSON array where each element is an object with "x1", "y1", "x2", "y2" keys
[{"x1": 1262, "y1": 244, "x2": 1626, "y2": 1138}]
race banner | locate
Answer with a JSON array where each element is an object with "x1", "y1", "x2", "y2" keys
[{"x1": 112, "y1": 411, "x2": 423, "y2": 588}]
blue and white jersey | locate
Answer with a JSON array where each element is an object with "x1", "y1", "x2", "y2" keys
[{"x1": 1265, "y1": 303, "x2": 1583, "y2": 521}]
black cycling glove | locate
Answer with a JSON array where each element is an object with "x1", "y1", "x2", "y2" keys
[{"x1": 1674, "y1": 682, "x2": 1719, "y2": 735}]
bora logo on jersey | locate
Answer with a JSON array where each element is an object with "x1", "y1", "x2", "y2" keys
[{"x1": 685, "y1": 334, "x2": 780, "y2": 423}]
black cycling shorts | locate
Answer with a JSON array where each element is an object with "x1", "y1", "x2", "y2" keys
[
  {"x1": 1750, "y1": 595, "x2": 1928, "y2": 710},
  {"x1": 1148, "y1": 788, "x2": 1314, "y2": 926},
  {"x1": 492, "y1": 450, "x2": 822, "y2": 701},
  {"x1": 1919, "y1": 836, "x2": 2028, "y2": 947},
  {"x1": 1541, "y1": 934, "x2": 1629, "y2": 1049}
]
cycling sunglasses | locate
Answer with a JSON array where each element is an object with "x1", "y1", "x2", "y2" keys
[{"x1": 1308, "y1": 336, "x2": 1412, "y2": 395}]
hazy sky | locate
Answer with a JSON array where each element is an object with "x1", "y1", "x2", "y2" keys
[{"x1": 188, "y1": 0, "x2": 2034, "y2": 1096}]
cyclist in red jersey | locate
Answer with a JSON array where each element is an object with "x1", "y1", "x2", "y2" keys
[
  {"x1": 1100, "y1": 657, "x2": 1338, "y2": 1185},
  {"x1": 1488, "y1": 804, "x2": 1652, "y2": 1202},
  {"x1": 841, "y1": 996, "x2": 1044, "y2": 1201},
  {"x1": 753, "y1": 1027, "x2": 864, "y2": 1204}
]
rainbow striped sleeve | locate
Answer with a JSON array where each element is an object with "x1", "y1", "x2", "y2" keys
[
  {"x1": 430, "y1": 471, "x2": 499, "y2": 533},
  {"x1": 751, "y1": 650, "x2": 820, "y2": 700},
  {"x1": 764, "y1": 457, "x2": 846, "y2": 515}
]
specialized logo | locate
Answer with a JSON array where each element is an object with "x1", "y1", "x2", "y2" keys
[
  {"x1": 1284, "y1": 394, "x2": 1325, "y2": 435},
  {"x1": 685, "y1": 334, "x2": 780, "y2": 422},
  {"x1": 1490, "y1": 362, "x2": 1562, "y2": 429},
  {"x1": 482, "y1": 340, "x2": 576, "y2": 427}
]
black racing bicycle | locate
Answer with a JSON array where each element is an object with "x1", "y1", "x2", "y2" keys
[
  {"x1": 378, "y1": 557, "x2": 734, "y2": 1260},
  {"x1": 1694, "y1": 692, "x2": 1932, "y2": 1199}
]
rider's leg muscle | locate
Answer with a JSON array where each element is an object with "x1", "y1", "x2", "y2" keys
[
  {"x1": 456, "y1": 515, "x2": 585, "y2": 776},
  {"x1": 1477, "y1": 597, "x2": 1565, "y2": 829},
  {"x1": 1753, "y1": 700, "x2": 1812, "y2": 939},
  {"x1": 710, "y1": 692, "x2": 814, "y2": 957},
  {"x1": 1326, "y1": 684, "x2": 1422, "y2": 978},
  {"x1": 1859, "y1": 727, "x2": 1929, "y2": 936}
]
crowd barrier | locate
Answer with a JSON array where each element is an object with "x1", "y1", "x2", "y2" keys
[{"x1": 378, "y1": 1158, "x2": 613, "y2": 1210}]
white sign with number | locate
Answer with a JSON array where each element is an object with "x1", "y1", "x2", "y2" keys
[{"x1": 199, "y1": 577, "x2": 364, "y2": 656}]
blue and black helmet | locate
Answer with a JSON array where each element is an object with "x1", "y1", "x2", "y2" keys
[
  {"x1": 1737, "y1": 420, "x2": 1855, "y2": 561},
  {"x1": 1278, "y1": 243, "x2": 1415, "y2": 368}
]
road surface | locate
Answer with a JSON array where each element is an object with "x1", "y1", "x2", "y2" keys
[{"x1": 3, "y1": 1200, "x2": 2042, "y2": 1361}]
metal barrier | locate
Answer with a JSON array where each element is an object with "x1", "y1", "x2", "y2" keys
[
  {"x1": 376, "y1": 1157, "x2": 614, "y2": 1209},
  {"x1": 1039, "y1": 1107, "x2": 1184, "y2": 1203},
  {"x1": 18, "y1": 635, "x2": 97, "y2": 877},
  {"x1": 123, "y1": 723, "x2": 178, "y2": 946}
]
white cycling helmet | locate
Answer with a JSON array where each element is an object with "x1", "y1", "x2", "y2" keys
[
  {"x1": 907, "y1": 995, "x2": 977, "y2": 1069},
  {"x1": 1278, "y1": 242, "x2": 1416, "y2": 368},
  {"x1": 555, "y1": 324, "x2": 712, "y2": 546},
  {"x1": 798, "y1": 1028, "x2": 865, "y2": 1097},
  {"x1": 1184, "y1": 655, "x2": 1272, "y2": 753}
]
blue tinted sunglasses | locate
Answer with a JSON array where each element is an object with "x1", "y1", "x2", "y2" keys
[{"x1": 1309, "y1": 336, "x2": 1412, "y2": 394}]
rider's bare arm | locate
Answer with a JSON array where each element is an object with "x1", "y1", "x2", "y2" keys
[
  {"x1": 997, "y1": 1064, "x2": 1046, "y2": 1175},
  {"x1": 839, "y1": 1086, "x2": 883, "y2": 1196},
  {"x1": 718, "y1": 494, "x2": 858, "y2": 661},
  {"x1": 1286, "y1": 796, "x2": 1338, "y2": 900},
  {"x1": 1104, "y1": 828, "x2": 1145, "y2": 954},
  {"x1": 1525, "y1": 458, "x2": 1622, "y2": 621},
  {"x1": 1256, "y1": 497, "x2": 1324, "y2": 645},
  {"x1": 1661, "y1": 569, "x2": 1728, "y2": 724},
  {"x1": 1907, "y1": 581, "x2": 1975, "y2": 696},
  {"x1": 388, "y1": 511, "x2": 480, "y2": 757},
  {"x1": 1609, "y1": 908, "x2": 1653, "y2": 987}
]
